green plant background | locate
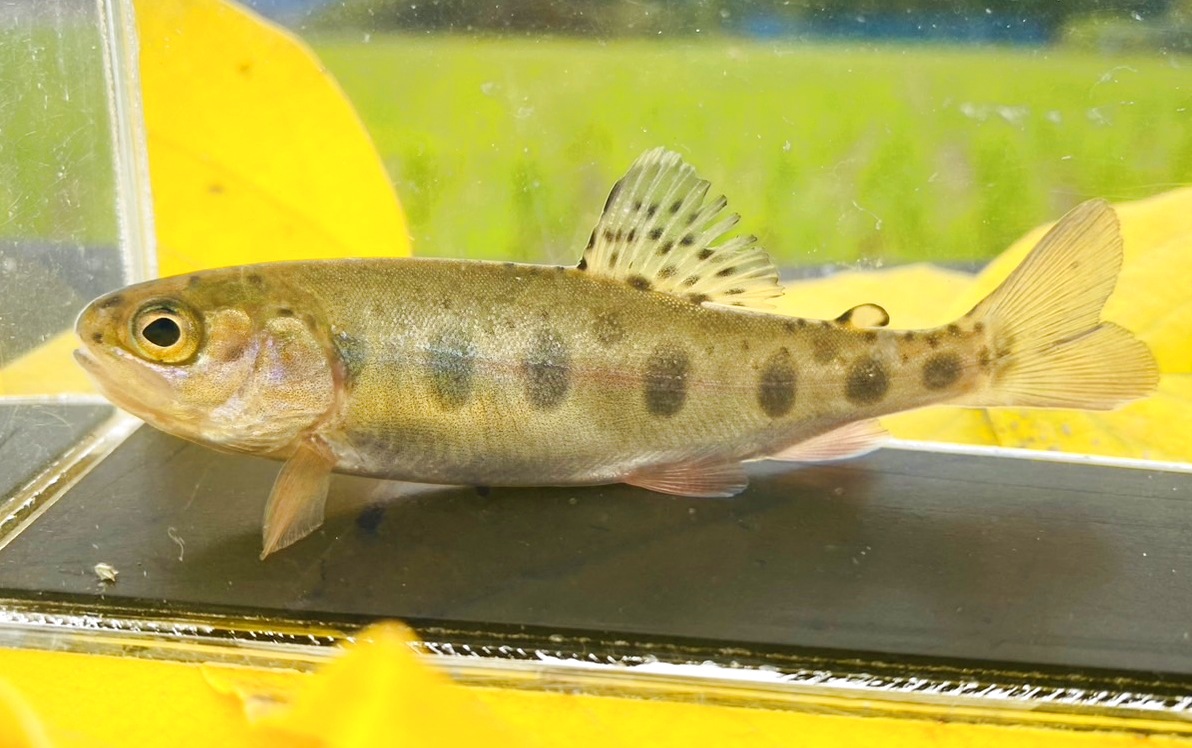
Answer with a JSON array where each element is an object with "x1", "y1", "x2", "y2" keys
[{"x1": 311, "y1": 36, "x2": 1192, "y2": 266}]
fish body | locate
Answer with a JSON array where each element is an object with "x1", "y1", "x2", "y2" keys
[{"x1": 74, "y1": 149, "x2": 1159, "y2": 557}]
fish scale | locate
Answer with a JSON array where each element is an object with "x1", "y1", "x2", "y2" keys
[{"x1": 74, "y1": 148, "x2": 1158, "y2": 558}]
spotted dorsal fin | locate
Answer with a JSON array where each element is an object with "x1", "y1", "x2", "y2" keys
[
  {"x1": 579, "y1": 148, "x2": 783, "y2": 310},
  {"x1": 835, "y1": 303, "x2": 890, "y2": 328}
]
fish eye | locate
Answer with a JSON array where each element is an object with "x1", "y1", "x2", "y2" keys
[
  {"x1": 129, "y1": 301, "x2": 201, "y2": 363},
  {"x1": 142, "y1": 317, "x2": 181, "y2": 347}
]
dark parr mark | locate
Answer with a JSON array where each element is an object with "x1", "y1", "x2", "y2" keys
[
  {"x1": 923, "y1": 351, "x2": 963, "y2": 390},
  {"x1": 522, "y1": 328, "x2": 571, "y2": 410},
  {"x1": 845, "y1": 357, "x2": 889, "y2": 405},
  {"x1": 644, "y1": 343, "x2": 691, "y2": 417},
  {"x1": 425, "y1": 330, "x2": 477, "y2": 411},
  {"x1": 593, "y1": 310, "x2": 626, "y2": 347},
  {"x1": 757, "y1": 348, "x2": 797, "y2": 418}
]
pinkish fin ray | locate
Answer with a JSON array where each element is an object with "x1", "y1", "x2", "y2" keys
[
  {"x1": 767, "y1": 419, "x2": 888, "y2": 463},
  {"x1": 260, "y1": 438, "x2": 334, "y2": 559},
  {"x1": 623, "y1": 457, "x2": 748, "y2": 498}
]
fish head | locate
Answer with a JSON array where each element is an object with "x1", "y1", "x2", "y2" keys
[{"x1": 75, "y1": 269, "x2": 339, "y2": 455}]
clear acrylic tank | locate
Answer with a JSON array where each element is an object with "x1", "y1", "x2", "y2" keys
[{"x1": 2, "y1": 0, "x2": 1192, "y2": 735}]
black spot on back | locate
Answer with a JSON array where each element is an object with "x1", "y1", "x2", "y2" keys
[
  {"x1": 715, "y1": 266, "x2": 735, "y2": 277},
  {"x1": 670, "y1": 199, "x2": 683, "y2": 214},
  {"x1": 627, "y1": 275, "x2": 653, "y2": 291},
  {"x1": 923, "y1": 351, "x2": 963, "y2": 390},
  {"x1": 658, "y1": 240, "x2": 675, "y2": 255},
  {"x1": 811, "y1": 332, "x2": 837, "y2": 364},
  {"x1": 697, "y1": 248, "x2": 714, "y2": 260},
  {"x1": 425, "y1": 329, "x2": 477, "y2": 411},
  {"x1": 978, "y1": 346, "x2": 992, "y2": 370},
  {"x1": 522, "y1": 328, "x2": 571, "y2": 410},
  {"x1": 845, "y1": 356, "x2": 889, "y2": 405},
  {"x1": 649, "y1": 227, "x2": 664, "y2": 241},
  {"x1": 593, "y1": 310, "x2": 626, "y2": 347},
  {"x1": 644, "y1": 343, "x2": 691, "y2": 417},
  {"x1": 659, "y1": 265, "x2": 678, "y2": 279},
  {"x1": 577, "y1": 257, "x2": 588, "y2": 271},
  {"x1": 681, "y1": 234, "x2": 696, "y2": 246},
  {"x1": 758, "y1": 348, "x2": 797, "y2": 418},
  {"x1": 333, "y1": 330, "x2": 370, "y2": 385}
]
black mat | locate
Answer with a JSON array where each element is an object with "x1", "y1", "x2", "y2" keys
[{"x1": 2, "y1": 424, "x2": 1190, "y2": 676}]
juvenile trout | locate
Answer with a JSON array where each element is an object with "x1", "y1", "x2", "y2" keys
[{"x1": 74, "y1": 148, "x2": 1158, "y2": 558}]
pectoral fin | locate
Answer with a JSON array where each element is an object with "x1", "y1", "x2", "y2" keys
[{"x1": 261, "y1": 439, "x2": 334, "y2": 559}]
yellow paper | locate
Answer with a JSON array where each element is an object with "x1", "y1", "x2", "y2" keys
[{"x1": 135, "y1": 0, "x2": 410, "y2": 275}]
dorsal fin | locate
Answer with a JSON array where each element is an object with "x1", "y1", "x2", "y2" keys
[
  {"x1": 578, "y1": 148, "x2": 783, "y2": 310},
  {"x1": 835, "y1": 303, "x2": 890, "y2": 328}
]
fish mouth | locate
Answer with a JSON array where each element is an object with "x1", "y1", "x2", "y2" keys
[{"x1": 73, "y1": 348, "x2": 99, "y2": 372}]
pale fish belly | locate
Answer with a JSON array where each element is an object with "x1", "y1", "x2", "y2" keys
[{"x1": 306, "y1": 261, "x2": 984, "y2": 487}]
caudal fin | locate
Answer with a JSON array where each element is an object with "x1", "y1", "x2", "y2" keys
[{"x1": 966, "y1": 199, "x2": 1158, "y2": 410}]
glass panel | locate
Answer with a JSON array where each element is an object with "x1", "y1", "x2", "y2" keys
[{"x1": 0, "y1": 0, "x2": 142, "y2": 514}]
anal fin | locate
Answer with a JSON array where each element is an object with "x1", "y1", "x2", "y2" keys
[
  {"x1": 768, "y1": 419, "x2": 888, "y2": 463},
  {"x1": 261, "y1": 438, "x2": 334, "y2": 559},
  {"x1": 624, "y1": 457, "x2": 748, "y2": 498}
]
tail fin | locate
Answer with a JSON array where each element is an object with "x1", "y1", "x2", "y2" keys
[{"x1": 967, "y1": 199, "x2": 1158, "y2": 410}]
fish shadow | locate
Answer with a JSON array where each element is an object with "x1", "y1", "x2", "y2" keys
[{"x1": 174, "y1": 451, "x2": 1115, "y2": 651}]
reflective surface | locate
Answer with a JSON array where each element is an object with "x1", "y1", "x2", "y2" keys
[{"x1": 3, "y1": 426, "x2": 1191, "y2": 676}]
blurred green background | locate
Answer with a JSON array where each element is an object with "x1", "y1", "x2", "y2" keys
[{"x1": 311, "y1": 35, "x2": 1191, "y2": 265}]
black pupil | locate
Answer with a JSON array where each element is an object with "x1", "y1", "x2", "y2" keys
[{"x1": 142, "y1": 317, "x2": 181, "y2": 348}]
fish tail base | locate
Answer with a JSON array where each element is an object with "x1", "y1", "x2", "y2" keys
[{"x1": 965, "y1": 200, "x2": 1158, "y2": 411}]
